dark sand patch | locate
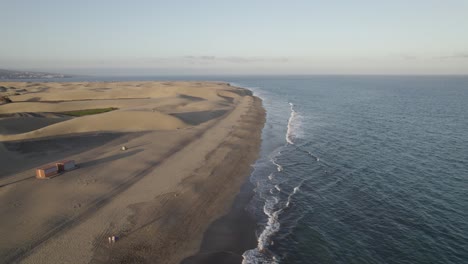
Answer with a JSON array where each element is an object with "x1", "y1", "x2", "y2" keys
[
  {"x1": 217, "y1": 94, "x2": 235, "y2": 103},
  {"x1": 0, "y1": 133, "x2": 127, "y2": 178},
  {"x1": 90, "y1": 87, "x2": 112, "y2": 92},
  {"x1": 27, "y1": 87, "x2": 49, "y2": 94},
  {"x1": 25, "y1": 97, "x2": 41, "y2": 102},
  {"x1": 60, "y1": 107, "x2": 117, "y2": 117},
  {"x1": 228, "y1": 88, "x2": 253, "y2": 97},
  {"x1": 0, "y1": 116, "x2": 70, "y2": 135},
  {"x1": 177, "y1": 94, "x2": 206, "y2": 101},
  {"x1": 0, "y1": 112, "x2": 66, "y2": 118},
  {"x1": 170, "y1": 110, "x2": 228, "y2": 125},
  {"x1": 3, "y1": 133, "x2": 123, "y2": 155},
  {"x1": 181, "y1": 180, "x2": 257, "y2": 264}
]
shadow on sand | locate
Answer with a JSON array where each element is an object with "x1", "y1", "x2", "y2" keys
[
  {"x1": 171, "y1": 110, "x2": 228, "y2": 126},
  {"x1": 0, "y1": 149, "x2": 144, "y2": 188},
  {"x1": 78, "y1": 148, "x2": 144, "y2": 169}
]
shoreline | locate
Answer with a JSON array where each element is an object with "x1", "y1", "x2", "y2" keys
[
  {"x1": 181, "y1": 177, "x2": 258, "y2": 264},
  {"x1": 96, "y1": 95, "x2": 265, "y2": 264},
  {"x1": 181, "y1": 85, "x2": 263, "y2": 264},
  {"x1": 0, "y1": 81, "x2": 265, "y2": 263}
]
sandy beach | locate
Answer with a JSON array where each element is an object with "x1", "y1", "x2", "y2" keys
[{"x1": 0, "y1": 81, "x2": 265, "y2": 263}]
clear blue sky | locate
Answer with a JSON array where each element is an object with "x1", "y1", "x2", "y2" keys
[{"x1": 1, "y1": 0, "x2": 468, "y2": 75}]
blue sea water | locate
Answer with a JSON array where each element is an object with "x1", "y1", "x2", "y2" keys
[
  {"x1": 9, "y1": 75, "x2": 468, "y2": 263},
  {"x1": 227, "y1": 76, "x2": 468, "y2": 264}
]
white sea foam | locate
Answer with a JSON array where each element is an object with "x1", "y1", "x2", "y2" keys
[
  {"x1": 242, "y1": 249, "x2": 279, "y2": 264},
  {"x1": 286, "y1": 184, "x2": 301, "y2": 208},
  {"x1": 271, "y1": 158, "x2": 283, "y2": 172},
  {"x1": 258, "y1": 198, "x2": 282, "y2": 252},
  {"x1": 286, "y1": 103, "x2": 295, "y2": 144},
  {"x1": 286, "y1": 102, "x2": 302, "y2": 145},
  {"x1": 243, "y1": 181, "x2": 304, "y2": 263},
  {"x1": 304, "y1": 150, "x2": 320, "y2": 162},
  {"x1": 293, "y1": 186, "x2": 300, "y2": 194}
]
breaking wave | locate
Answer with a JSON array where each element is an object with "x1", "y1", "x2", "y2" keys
[
  {"x1": 286, "y1": 103, "x2": 302, "y2": 144},
  {"x1": 271, "y1": 158, "x2": 283, "y2": 172},
  {"x1": 243, "y1": 182, "x2": 302, "y2": 263}
]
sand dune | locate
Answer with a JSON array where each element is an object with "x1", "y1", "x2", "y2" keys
[
  {"x1": 0, "y1": 81, "x2": 265, "y2": 264},
  {"x1": 1, "y1": 81, "x2": 231, "y2": 102},
  {"x1": 0, "y1": 110, "x2": 188, "y2": 141},
  {"x1": 0, "y1": 115, "x2": 70, "y2": 135},
  {"x1": 0, "y1": 81, "x2": 236, "y2": 141}
]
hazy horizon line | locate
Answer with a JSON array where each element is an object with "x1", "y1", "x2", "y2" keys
[{"x1": 2, "y1": 67, "x2": 468, "y2": 78}]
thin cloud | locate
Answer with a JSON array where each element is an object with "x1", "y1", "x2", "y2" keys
[
  {"x1": 122, "y1": 56, "x2": 291, "y2": 65},
  {"x1": 387, "y1": 53, "x2": 419, "y2": 61},
  {"x1": 184, "y1": 55, "x2": 216, "y2": 61},
  {"x1": 437, "y1": 53, "x2": 468, "y2": 60},
  {"x1": 183, "y1": 56, "x2": 289, "y2": 64},
  {"x1": 401, "y1": 55, "x2": 418, "y2": 61}
]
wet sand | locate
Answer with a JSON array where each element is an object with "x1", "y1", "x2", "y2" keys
[{"x1": 181, "y1": 180, "x2": 258, "y2": 264}]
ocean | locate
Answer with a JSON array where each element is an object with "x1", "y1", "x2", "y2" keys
[
  {"x1": 7, "y1": 75, "x2": 468, "y2": 263},
  {"x1": 227, "y1": 76, "x2": 468, "y2": 264}
]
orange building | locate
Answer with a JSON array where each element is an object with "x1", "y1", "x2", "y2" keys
[
  {"x1": 35, "y1": 164, "x2": 58, "y2": 179},
  {"x1": 35, "y1": 160, "x2": 76, "y2": 179}
]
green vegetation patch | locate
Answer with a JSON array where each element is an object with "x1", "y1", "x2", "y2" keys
[{"x1": 61, "y1": 107, "x2": 118, "y2": 117}]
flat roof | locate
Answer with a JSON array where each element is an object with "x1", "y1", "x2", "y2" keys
[
  {"x1": 56, "y1": 160, "x2": 75, "y2": 164},
  {"x1": 37, "y1": 164, "x2": 57, "y2": 170}
]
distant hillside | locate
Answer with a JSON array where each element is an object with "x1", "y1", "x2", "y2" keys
[{"x1": 0, "y1": 69, "x2": 73, "y2": 80}]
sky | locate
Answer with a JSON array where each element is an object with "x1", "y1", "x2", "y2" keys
[{"x1": 1, "y1": 0, "x2": 468, "y2": 75}]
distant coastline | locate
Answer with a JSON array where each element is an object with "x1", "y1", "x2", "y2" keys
[{"x1": 0, "y1": 69, "x2": 73, "y2": 80}]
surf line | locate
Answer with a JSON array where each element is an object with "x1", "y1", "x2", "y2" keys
[{"x1": 286, "y1": 102, "x2": 298, "y2": 145}]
